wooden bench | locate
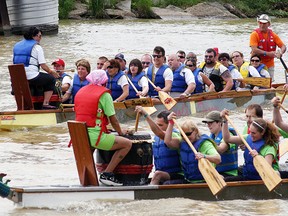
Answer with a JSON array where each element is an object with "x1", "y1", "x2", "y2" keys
[
  {"x1": 8, "y1": 64, "x2": 61, "y2": 110},
  {"x1": 67, "y1": 121, "x2": 99, "y2": 186}
]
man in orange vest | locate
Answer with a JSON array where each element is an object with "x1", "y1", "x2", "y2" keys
[{"x1": 249, "y1": 14, "x2": 286, "y2": 81}]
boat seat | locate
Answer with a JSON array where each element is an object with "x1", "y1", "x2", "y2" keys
[
  {"x1": 8, "y1": 64, "x2": 61, "y2": 110},
  {"x1": 67, "y1": 121, "x2": 99, "y2": 186}
]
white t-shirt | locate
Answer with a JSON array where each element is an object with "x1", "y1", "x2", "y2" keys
[
  {"x1": 25, "y1": 44, "x2": 46, "y2": 80},
  {"x1": 181, "y1": 67, "x2": 195, "y2": 85},
  {"x1": 138, "y1": 76, "x2": 149, "y2": 88},
  {"x1": 62, "y1": 75, "x2": 72, "y2": 86},
  {"x1": 117, "y1": 74, "x2": 129, "y2": 88}
]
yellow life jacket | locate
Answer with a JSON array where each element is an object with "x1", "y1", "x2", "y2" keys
[{"x1": 239, "y1": 62, "x2": 250, "y2": 78}]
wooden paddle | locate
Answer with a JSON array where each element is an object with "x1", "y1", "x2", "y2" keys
[
  {"x1": 280, "y1": 139, "x2": 288, "y2": 157},
  {"x1": 135, "y1": 112, "x2": 140, "y2": 132},
  {"x1": 280, "y1": 57, "x2": 288, "y2": 83},
  {"x1": 126, "y1": 75, "x2": 157, "y2": 115},
  {"x1": 278, "y1": 104, "x2": 288, "y2": 114},
  {"x1": 146, "y1": 76, "x2": 177, "y2": 110},
  {"x1": 173, "y1": 120, "x2": 227, "y2": 196},
  {"x1": 56, "y1": 69, "x2": 75, "y2": 73},
  {"x1": 236, "y1": 77, "x2": 271, "y2": 88},
  {"x1": 225, "y1": 115, "x2": 282, "y2": 191}
]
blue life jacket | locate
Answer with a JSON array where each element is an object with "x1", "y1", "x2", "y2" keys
[
  {"x1": 193, "y1": 68, "x2": 204, "y2": 93},
  {"x1": 171, "y1": 64, "x2": 186, "y2": 92},
  {"x1": 180, "y1": 134, "x2": 213, "y2": 181},
  {"x1": 106, "y1": 71, "x2": 125, "y2": 100},
  {"x1": 71, "y1": 74, "x2": 89, "y2": 103},
  {"x1": 210, "y1": 128, "x2": 238, "y2": 173},
  {"x1": 153, "y1": 128, "x2": 182, "y2": 173},
  {"x1": 255, "y1": 64, "x2": 266, "y2": 77},
  {"x1": 13, "y1": 39, "x2": 38, "y2": 67},
  {"x1": 243, "y1": 135, "x2": 265, "y2": 180},
  {"x1": 127, "y1": 72, "x2": 144, "y2": 99},
  {"x1": 147, "y1": 64, "x2": 169, "y2": 96},
  {"x1": 227, "y1": 65, "x2": 237, "y2": 90}
]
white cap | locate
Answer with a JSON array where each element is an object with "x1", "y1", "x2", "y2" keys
[{"x1": 257, "y1": 14, "x2": 271, "y2": 23}]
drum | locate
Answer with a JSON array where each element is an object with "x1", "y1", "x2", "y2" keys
[{"x1": 96, "y1": 132, "x2": 153, "y2": 186}]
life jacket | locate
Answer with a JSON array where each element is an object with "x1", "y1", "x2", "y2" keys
[
  {"x1": 71, "y1": 74, "x2": 89, "y2": 103},
  {"x1": 171, "y1": 64, "x2": 187, "y2": 92},
  {"x1": 199, "y1": 62, "x2": 224, "y2": 92},
  {"x1": 227, "y1": 64, "x2": 237, "y2": 90},
  {"x1": 74, "y1": 85, "x2": 111, "y2": 146},
  {"x1": 127, "y1": 72, "x2": 144, "y2": 99},
  {"x1": 255, "y1": 28, "x2": 277, "y2": 61},
  {"x1": 243, "y1": 135, "x2": 266, "y2": 180},
  {"x1": 193, "y1": 68, "x2": 205, "y2": 93},
  {"x1": 153, "y1": 128, "x2": 182, "y2": 173},
  {"x1": 56, "y1": 73, "x2": 72, "y2": 94},
  {"x1": 13, "y1": 39, "x2": 38, "y2": 67},
  {"x1": 106, "y1": 70, "x2": 125, "y2": 100},
  {"x1": 210, "y1": 128, "x2": 238, "y2": 173},
  {"x1": 255, "y1": 64, "x2": 266, "y2": 77},
  {"x1": 239, "y1": 62, "x2": 250, "y2": 78},
  {"x1": 147, "y1": 64, "x2": 169, "y2": 96},
  {"x1": 180, "y1": 134, "x2": 214, "y2": 181}
]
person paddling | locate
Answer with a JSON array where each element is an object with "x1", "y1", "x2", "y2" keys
[{"x1": 74, "y1": 70, "x2": 132, "y2": 186}]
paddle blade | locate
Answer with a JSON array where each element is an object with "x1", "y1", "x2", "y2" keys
[
  {"x1": 198, "y1": 158, "x2": 227, "y2": 196},
  {"x1": 143, "y1": 106, "x2": 157, "y2": 115},
  {"x1": 158, "y1": 91, "x2": 177, "y2": 110},
  {"x1": 241, "y1": 77, "x2": 271, "y2": 88},
  {"x1": 280, "y1": 139, "x2": 288, "y2": 157},
  {"x1": 253, "y1": 155, "x2": 282, "y2": 191}
]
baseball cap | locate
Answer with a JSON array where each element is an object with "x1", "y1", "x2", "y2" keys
[
  {"x1": 257, "y1": 14, "x2": 271, "y2": 23},
  {"x1": 202, "y1": 111, "x2": 223, "y2": 123},
  {"x1": 52, "y1": 58, "x2": 65, "y2": 67},
  {"x1": 115, "y1": 53, "x2": 126, "y2": 62}
]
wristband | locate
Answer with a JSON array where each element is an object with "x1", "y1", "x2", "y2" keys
[
  {"x1": 264, "y1": 51, "x2": 267, "y2": 56},
  {"x1": 143, "y1": 113, "x2": 149, "y2": 118},
  {"x1": 168, "y1": 120, "x2": 174, "y2": 125}
]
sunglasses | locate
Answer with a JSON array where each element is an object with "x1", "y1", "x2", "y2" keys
[
  {"x1": 97, "y1": 63, "x2": 104, "y2": 65},
  {"x1": 205, "y1": 55, "x2": 214, "y2": 59},
  {"x1": 186, "y1": 64, "x2": 194, "y2": 67},
  {"x1": 152, "y1": 54, "x2": 163, "y2": 59},
  {"x1": 250, "y1": 59, "x2": 260, "y2": 62},
  {"x1": 141, "y1": 61, "x2": 150, "y2": 65},
  {"x1": 219, "y1": 58, "x2": 228, "y2": 61},
  {"x1": 107, "y1": 66, "x2": 114, "y2": 69},
  {"x1": 182, "y1": 131, "x2": 193, "y2": 137},
  {"x1": 178, "y1": 56, "x2": 185, "y2": 59},
  {"x1": 232, "y1": 55, "x2": 240, "y2": 59}
]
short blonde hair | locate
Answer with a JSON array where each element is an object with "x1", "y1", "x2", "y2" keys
[{"x1": 181, "y1": 120, "x2": 200, "y2": 139}]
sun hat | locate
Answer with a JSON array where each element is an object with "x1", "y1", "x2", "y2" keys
[{"x1": 202, "y1": 111, "x2": 223, "y2": 123}]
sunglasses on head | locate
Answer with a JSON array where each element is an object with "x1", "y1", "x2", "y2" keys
[
  {"x1": 107, "y1": 66, "x2": 114, "y2": 69},
  {"x1": 251, "y1": 59, "x2": 260, "y2": 62},
  {"x1": 141, "y1": 61, "x2": 150, "y2": 65},
  {"x1": 152, "y1": 54, "x2": 163, "y2": 59}
]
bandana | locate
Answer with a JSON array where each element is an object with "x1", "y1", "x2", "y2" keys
[{"x1": 86, "y1": 70, "x2": 108, "y2": 86}]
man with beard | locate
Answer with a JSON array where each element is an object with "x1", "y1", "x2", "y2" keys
[{"x1": 199, "y1": 48, "x2": 233, "y2": 92}]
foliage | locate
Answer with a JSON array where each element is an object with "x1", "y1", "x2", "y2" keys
[
  {"x1": 131, "y1": 0, "x2": 154, "y2": 18},
  {"x1": 88, "y1": 0, "x2": 119, "y2": 18},
  {"x1": 153, "y1": 0, "x2": 201, "y2": 8},
  {"x1": 59, "y1": 0, "x2": 75, "y2": 19}
]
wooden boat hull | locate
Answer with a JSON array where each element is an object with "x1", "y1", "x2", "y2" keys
[
  {"x1": 8, "y1": 179, "x2": 288, "y2": 208},
  {"x1": 0, "y1": 89, "x2": 283, "y2": 130}
]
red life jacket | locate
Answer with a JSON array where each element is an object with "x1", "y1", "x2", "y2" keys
[
  {"x1": 255, "y1": 28, "x2": 277, "y2": 60},
  {"x1": 75, "y1": 85, "x2": 111, "y2": 145}
]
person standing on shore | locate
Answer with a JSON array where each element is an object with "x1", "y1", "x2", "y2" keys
[{"x1": 249, "y1": 14, "x2": 286, "y2": 81}]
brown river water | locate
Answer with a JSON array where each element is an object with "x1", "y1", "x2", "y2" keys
[{"x1": 0, "y1": 18, "x2": 288, "y2": 215}]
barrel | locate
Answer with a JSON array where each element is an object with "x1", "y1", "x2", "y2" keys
[
  {"x1": 6, "y1": 0, "x2": 58, "y2": 35},
  {"x1": 96, "y1": 132, "x2": 153, "y2": 186}
]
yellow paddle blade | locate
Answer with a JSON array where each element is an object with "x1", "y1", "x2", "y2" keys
[
  {"x1": 280, "y1": 139, "x2": 288, "y2": 157},
  {"x1": 239, "y1": 77, "x2": 271, "y2": 88},
  {"x1": 143, "y1": 106, "x2": 157, "y2": 115},
  {"x1": 198, "y1": 158, "x2": 227, "y2": 196},
  {"x1": 253, "y1": 155, "x2": 282, "y2": 191},
  {"x1": 158, "y1": 91, "x2": 177, "y2": 110}
]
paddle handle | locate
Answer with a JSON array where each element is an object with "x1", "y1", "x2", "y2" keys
[
  {"x1": 135, "y1": 112, "x2": 140, "y2": 132},
  {"x1": 278, "y1": 104, "x2": 288, "y2": 113},
  {"x1": 280, "y1": 57, "x2": 288, "y2": 72},
  {"x1": 126, "y1": 75, "x2": 140, "y2": 94},
  {"x1": 280, "y1": 91, "x2": 287, "y2": 104},
  {"x1": 173, "y1": 120, "x2": 198, "y2": 154},
  {"x1": 146, "y1": 76, "x2": 157, "y2": 89},
  {"x1": 225, "y1": 115, "x2": 253, "y2": 152},
  {"x1": 56, "y1": 69, "x2": 75, "y2": 73}
]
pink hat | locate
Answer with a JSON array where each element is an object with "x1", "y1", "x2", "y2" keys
[
  {"x1": 86, "y1": 70, "x2": 108, "y2": 86},
  {"x1": 52, "y1": 58, "x2": 65, "y2": 67}
]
